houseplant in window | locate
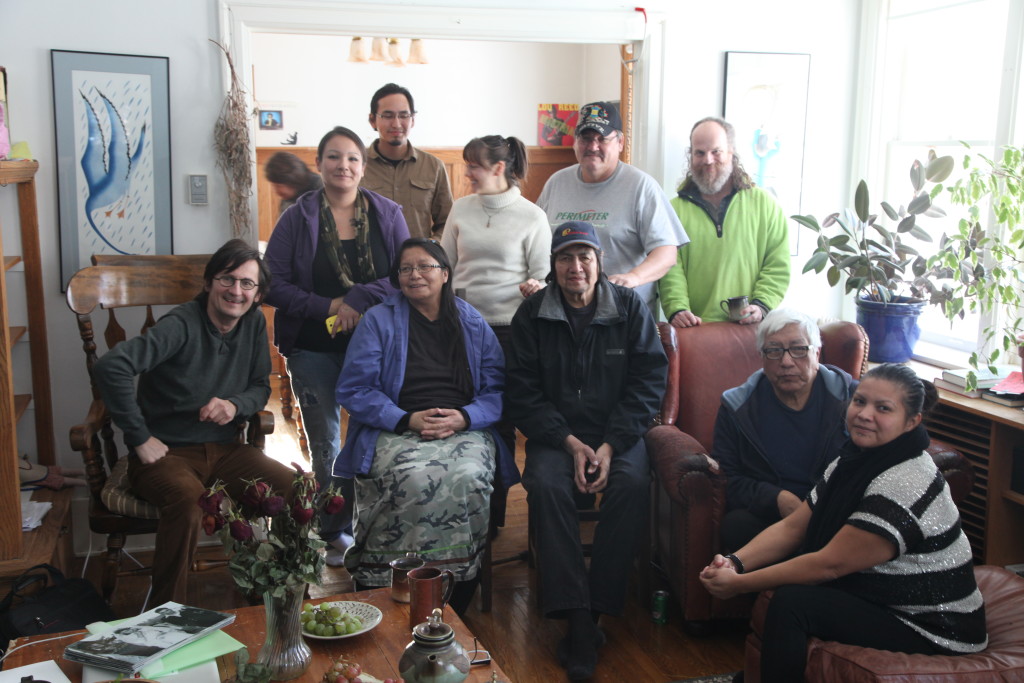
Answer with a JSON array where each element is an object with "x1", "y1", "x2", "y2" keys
[
  {"x1": 793, "y1": 153, "x2": 955, "y2": 362},
  {"x1": 926, "y1": 143, "x2": 1024, "y2": 383}
]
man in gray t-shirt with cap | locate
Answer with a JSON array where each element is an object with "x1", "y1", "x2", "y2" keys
[{"x1": 537, "y1": 101, "x2": 688, "y2": 314}]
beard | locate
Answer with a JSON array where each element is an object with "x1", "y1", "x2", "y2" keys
[{"x1": 691, "y1": 158, "x2": 733, "y2": 196}]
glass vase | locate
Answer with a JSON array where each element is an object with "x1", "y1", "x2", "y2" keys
[{"x1": 255, "y1": 582, "x2": 311, "y2": 680}]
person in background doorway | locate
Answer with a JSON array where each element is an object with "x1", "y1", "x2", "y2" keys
[
  {"x1": 362, "y1": 83, "x2": 453, "y2": 240},
  {"x1": 264, "y1": 151, "x2": 323, "y2": 216}
]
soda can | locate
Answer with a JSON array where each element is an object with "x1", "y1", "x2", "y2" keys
[{"x1": 651, "y1": 590, "x2": 669, "y2": 624}]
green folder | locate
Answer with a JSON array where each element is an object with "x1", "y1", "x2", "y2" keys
[{"x1": 141, "y1": 629, "x2": 245, "y2": 678}]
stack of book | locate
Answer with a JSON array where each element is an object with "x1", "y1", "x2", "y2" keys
[
  {"x1": 984, "y1": 370, "x2": 1024, "y2": 407},
  {"x1": 63, "y1": 602, "x2": 234, "y2": 675},
  {"x1": 933, "y1": 366, "x2": 1016, "y2": 398}
]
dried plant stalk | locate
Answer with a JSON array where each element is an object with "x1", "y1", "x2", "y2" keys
[{"x1": 211, "y1": 40, "x2": 252, "y2": 241}]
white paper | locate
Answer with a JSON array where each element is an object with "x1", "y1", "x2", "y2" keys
[
  {"x1": 21, "y1": 499, "x2": 51, "y2": 530},
  {"x1": 0, "y1": 659, "x2": 72, "y2": 682}
]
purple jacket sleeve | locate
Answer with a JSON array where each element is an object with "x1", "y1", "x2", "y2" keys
[{"x1": 264, "y1": 201, "x2": 333, "y2": 320}]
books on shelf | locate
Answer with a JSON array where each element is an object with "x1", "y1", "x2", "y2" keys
[
  {"x1": 933, "y1": 377, "x2": 985, "y2": 398},
  {"x1": 63, "y1": 602, "x2": 234, "y2": 675},
  {"x1": 982, "y1": 391, "x2": 1024, "y2": 407},
  {"x1": 940, "y1": 365, "x2": 1018, "y2": 388}
]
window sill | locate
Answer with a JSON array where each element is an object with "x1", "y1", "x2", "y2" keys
[{"x1": 910, "y1": 340, "x2": 971, "y2": 371}]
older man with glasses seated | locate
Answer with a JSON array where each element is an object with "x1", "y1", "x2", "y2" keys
[{"x1": 713, "y1": 308, "x2": 858, "y2": 554}]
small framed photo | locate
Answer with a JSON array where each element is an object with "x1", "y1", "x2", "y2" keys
[{"x1": 259, "y1": 109, "x2": 283, "y2": 130}]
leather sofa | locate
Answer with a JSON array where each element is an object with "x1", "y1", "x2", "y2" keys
[{"x1": 744, "y1": 565, "x2": 1024, "y2": 681}]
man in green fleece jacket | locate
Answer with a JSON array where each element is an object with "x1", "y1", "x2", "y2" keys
[
  {"x1": 659, "y1": 116, "x2": 790, "y2": 327},
  {"x1": 94, "y1": 239, "x2": 295, "y2": 606}
]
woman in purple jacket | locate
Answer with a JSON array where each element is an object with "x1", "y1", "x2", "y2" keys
[{"x1": 264, "y1": 126, "x2": 409, "y2": 566}]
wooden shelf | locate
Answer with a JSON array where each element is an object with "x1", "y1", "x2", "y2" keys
[
  {"x1": 1004, "y1": 489, "x2": 1024, "y2": 507},
  {"x1": 9, "y1": 325, "x2": 26, "y2": 347},
  {"x1": 0, "y1": 488, "x2": 73, "y2": 585},
  {"x1": 1, "y1": 158, "x2": 54, "y2": 564},
  {"x1": 0, "y1": 159, "x2": 40, "y2": 184}
]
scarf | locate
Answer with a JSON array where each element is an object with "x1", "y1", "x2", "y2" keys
[
  {"x1": 802, "y1": 424, "x2": 930, "y2": 554},
  {"x1": 318, "y1": 189, "x2": 376, "y2": 289}
]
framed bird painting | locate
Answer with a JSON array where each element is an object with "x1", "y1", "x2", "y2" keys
[{"x1": 51, "y1": 50, "x2": 172, "y2": 289}]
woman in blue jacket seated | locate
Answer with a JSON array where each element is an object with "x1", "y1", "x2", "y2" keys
[
  {"x1": 701, "y1": 363, "x2": 987, "y2": 682},
  {"x1": 334, "y1": 238, "x2": 518, "y2": 612}
]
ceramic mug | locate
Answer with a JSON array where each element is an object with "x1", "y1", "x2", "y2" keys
[
  {"x1": 720, "y1": 295, "x2": 750, "y2": 321},
  {"x1": 408, "y1": 566, "x2": 455, "y2": 629},
  {"x1": 390, "y1": 553, "x2": 425, "y2": 603}
]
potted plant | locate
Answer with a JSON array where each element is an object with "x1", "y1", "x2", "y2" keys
[
  {"x1": 925, "y1": 143, "x2": 1024, "y2": 383},
  {"x1": 793, "y1": 153, "x2": 955, "y2": 362}
]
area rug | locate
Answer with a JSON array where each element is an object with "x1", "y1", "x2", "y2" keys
[{"x1": 672, "y1": 674, "x2": 738, "y2": 683}]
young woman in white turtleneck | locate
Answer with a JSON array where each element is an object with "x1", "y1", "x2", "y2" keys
[{"x1": 440, "y1": 135, "x2": 551, "y2": 329}]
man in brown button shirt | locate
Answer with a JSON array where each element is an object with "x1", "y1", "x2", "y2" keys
[{"x1": 362, "y1": 83, "x2": 453, "y2": 240}]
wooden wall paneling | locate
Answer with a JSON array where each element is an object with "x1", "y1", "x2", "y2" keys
[{"x1": 255, "y1": 145, "x2": 577, "y2": 244}]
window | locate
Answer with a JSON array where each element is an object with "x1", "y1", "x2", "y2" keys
[{"x1": 864, "y1": 0, "x2": 1014, "y2": 361}]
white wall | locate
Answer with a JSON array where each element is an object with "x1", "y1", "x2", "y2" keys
[
  {"x1": 250, "y1": 34, "x2": 621, "y2": 149},
  {"x1": 1, "y1": 0, "x2": 239, "y2": 554}
]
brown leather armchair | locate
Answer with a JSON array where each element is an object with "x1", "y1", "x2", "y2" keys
[
  {"x1": 644, "y1": 320, "x2": 868, "y2": 629},
  {"x1": 644, "y1": 319, "x2": 975, "y2": 631}
]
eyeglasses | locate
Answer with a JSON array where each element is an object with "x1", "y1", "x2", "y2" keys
[
  {"x1": 377, "y1": 111, "x2": 413, "y2": 120},
  {"x1": 575, "y1": 132, "x2": 620, "y2": 147},
  {"x1": 214, "y1": 275, "x2": 258, "y2": 290},
  {"x1": 762, "y1": 345, "x2": 812, "y2": 360},
  {"x1": 397, "y1": 264, "x2": 444, "y2": 276}
]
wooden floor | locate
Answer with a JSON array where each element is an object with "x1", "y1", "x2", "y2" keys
[{"x1": 75, "y1": 377, "x2": 746, "y2": 682}]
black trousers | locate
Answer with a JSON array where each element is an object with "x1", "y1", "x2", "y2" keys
[
  {"x1": 761, "y1": 584, "x2": 940, "y2": 682},
  {"x1": 721, "y1": 507, "x2": 777, "y2": 554},
  {"x1": 522, "y1": 437, "x2": 648, "y2": 617}
]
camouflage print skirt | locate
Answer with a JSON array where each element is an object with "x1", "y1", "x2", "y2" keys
[{"x1": 345, "y1": 429, "x2": 495, "y2": 587}]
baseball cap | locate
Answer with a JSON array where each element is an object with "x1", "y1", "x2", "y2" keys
[
  {"x1": 551, "y1": 221, "x2": 602, "y2": 253},
  {"x1": 576, "y1": 102, "x2": 622, "y2": 138}
]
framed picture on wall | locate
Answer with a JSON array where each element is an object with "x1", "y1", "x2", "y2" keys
[
  {"x1": 723, "y1": 51, "x2": 810, "y2": 256},
  {"x1": 51, "y1": 50, "x2": 173, "y2": 289},
  {"x1": 259, "y1": 109, "x2": 283, "y2": 130}
]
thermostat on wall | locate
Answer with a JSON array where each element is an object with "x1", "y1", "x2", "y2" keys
[{"x1": 188, "y1": 175, "x2": 208, "y2": 205}]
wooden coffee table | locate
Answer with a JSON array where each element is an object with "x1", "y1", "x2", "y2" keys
[{"x1": 3, "y1": 588, "x2": 508, "y2": 682}]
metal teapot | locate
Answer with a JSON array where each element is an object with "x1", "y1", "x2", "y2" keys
[{"x1": 398, "y1": 608, "x2": 470, "y2": 683}]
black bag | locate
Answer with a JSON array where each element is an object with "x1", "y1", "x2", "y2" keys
[{"x1": 0, "y1": 564, "x2": 114, "y2": 647}]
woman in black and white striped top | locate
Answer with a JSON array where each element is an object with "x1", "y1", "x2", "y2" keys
[{"x1": 700, "y1": 363, "x2": 987, "y2": 682}]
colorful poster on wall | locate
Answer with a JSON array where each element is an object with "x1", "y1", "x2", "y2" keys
[
  {"x1": 537, "y1": 104, "x2": 578, "y2": 147},
  {"x1": 723, "y1": 51, "x2": 810, "y2": 256},
  {"x1": 51, "y1": 50, "x2": 172, "y2": 289}
]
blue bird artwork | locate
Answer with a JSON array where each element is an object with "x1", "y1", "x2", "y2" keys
[{"x1": 77, "y1": 85, "x2": 149, "y2": 255}]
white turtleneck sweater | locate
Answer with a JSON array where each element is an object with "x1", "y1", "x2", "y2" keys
[{"x1": 440, "y1": 185, "x2": 552, "y2": 325}]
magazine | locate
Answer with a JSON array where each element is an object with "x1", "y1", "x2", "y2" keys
[{"x1": 63, "y1": 602, "x2": 234, "y2": 675}]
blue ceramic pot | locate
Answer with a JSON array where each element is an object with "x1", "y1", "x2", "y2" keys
[{"x1": 855, "y1": 296, "x2": 926, "y2": 363}]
